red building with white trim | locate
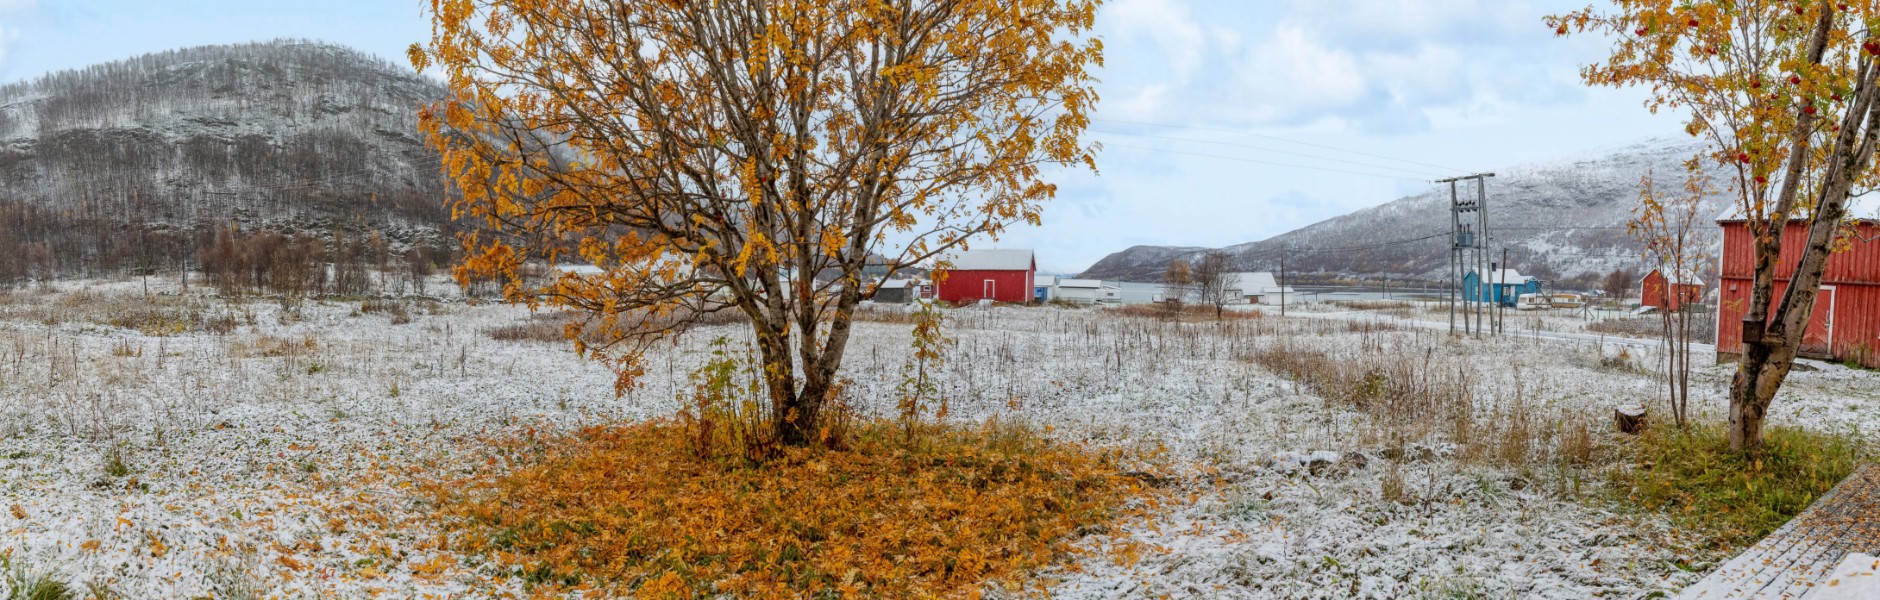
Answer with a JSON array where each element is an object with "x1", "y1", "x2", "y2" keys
[
  {"x1": 1641, "y1": 268, "x2": 1705, "y2": 312},
  {"x1": 935, "y1": 249, "x2": 1035, "y2": 305},
  {"x1": 1716, "y1": 211, "x2": 1880, "y2": 367}
]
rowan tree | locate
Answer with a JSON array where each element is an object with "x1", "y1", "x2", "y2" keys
[
  {"x1": 413, "y1": 0, "x2": 1103, "y2": 445},
  {"x1": 1552, "y1": 0, "x2": 1880, "y2": 451}
]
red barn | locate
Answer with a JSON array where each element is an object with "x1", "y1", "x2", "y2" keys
[
  {"x1": 1640, "y1": 268, "x2": 1705, "y2": 311},
  {"x1": 935, "y1": 249, "x2": 1035, "y2": 305},
  {"x1": 1716, "y1": 210, "x2": 1880, "y2": 367}
]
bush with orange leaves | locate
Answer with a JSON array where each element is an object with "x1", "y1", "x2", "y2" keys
[{"x1": 422, "y1": 419, "x2": 1155, "y2": 598}]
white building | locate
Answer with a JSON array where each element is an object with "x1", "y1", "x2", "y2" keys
[
  {"x1": 1056, "y1": 278, "x2": 1120, "y2": 304},
  {"x1": 1215, "y1": 271, "x2": 1295, "y2": 305},
  {"x1": 1224, "y1": 272, "x2": 1277, "y2": 303},
  {"x1": 1034, "y1": 274, "x2": 1060, "y2": 302}
]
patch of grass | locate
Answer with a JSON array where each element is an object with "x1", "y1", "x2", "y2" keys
[
  {"x1": 0, "y1": 289, "x2": 250, "y2": 336},
  {"x1": 423, "y1": 419, "x2": 1153, "y2": 598},
  {"x1": 1607, "y1": 422, "x2": 1868, "y2": 550},
  {"x1": 1, "y1": 554, "x2": 74, "y2": 600},
  {"x1": 1585, "y1": 311, "x2": 1718, "y2": 344},
  {"x1": 1105, "y1": 303, "x2": 1263, "y2": 321},
  {"x1": 483, "y1": 311, "x2": 603, "y2": 344},
  {"x1": 358, "y1": 298, "x2": 412, "y2": 325},
  {"x1": 1332, "y1": 299, "x2": 1412, "y2": 311},
  {"x1": 205, "y1": 556, "x2": 265, "y2": 600},
  {"x1": 101, "y1": 447, "x2": 130, "y2": 479},
  {"x1": 224, "y1": 334, "x2": 317, "y2": 359}
]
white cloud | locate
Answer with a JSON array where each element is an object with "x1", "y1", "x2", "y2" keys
[
  {"x1": 1089, "y1": 0, "x2": 1594, "y2": 133},
  {"x1": 0, "y1": 0, "x2": 34, "y2": 71},
  {"x1": 1228, "y1": 23, "x2": 1367, "y2": 123},
  {"x1": 1102, "y1": 0, "x2": 1209, "y2": 76}
]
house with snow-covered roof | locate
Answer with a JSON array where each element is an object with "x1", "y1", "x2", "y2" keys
[{"x1": 1463, "y1": 268, "x2": 1540, "y2": 306}]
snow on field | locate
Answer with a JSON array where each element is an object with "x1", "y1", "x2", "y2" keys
[{"x1": 0, "y1": 280, "x2": 1875, "y2": 598}]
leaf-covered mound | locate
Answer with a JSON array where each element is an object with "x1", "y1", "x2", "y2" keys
[{"x1": 422, "y1": 420, "x2": 1153, "y2": 598}]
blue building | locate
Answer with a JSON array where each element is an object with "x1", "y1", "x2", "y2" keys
[{"x1": 1463, "y1": 269, "x2": 1541, "y2": 306}]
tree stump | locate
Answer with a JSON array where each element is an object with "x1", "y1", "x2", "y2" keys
[{"x1": 1614, "y1": 404, "x2": 1648, "y2": 434}]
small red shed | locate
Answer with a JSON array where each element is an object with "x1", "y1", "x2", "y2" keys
[
  {"x1": 935, "y1": 249, "x2": 1035, "y2": 305},
  {"x1": 1641, "y1": 268, "x2": 1705, "y2": 311},
  {"x1": 1716, "y1": 207, "x2": 1880, "y2": 367}
]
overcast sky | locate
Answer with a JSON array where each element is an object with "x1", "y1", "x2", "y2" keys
[{"x1": 0, "y1": 0, "x2": 1688, "y2": 274}]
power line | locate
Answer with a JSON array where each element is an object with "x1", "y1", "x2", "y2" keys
[
  {"x1": 1093, "y1": 118, "x2": 1473, "y2": 174},
  {"x1": 1090, "y1": 129, "x2": 1452, "y2": 179},
  {"x1": 1098, "y1": 142, "x2": 1434, "y2": 183},
  {"x1": 1496, "y1": 226, "x2": 1630, "y2": 231},
  {"x1": 1203, "y1": 230, "x2": 1452, "y2": 262}
]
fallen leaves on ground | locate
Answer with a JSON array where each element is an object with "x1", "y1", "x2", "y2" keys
[{"x1": 421, "y1": 419, "x2": 1156, "y2": 598}]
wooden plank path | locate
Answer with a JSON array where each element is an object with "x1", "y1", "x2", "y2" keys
[{"x1": 1679, "y1": 464, "x2": 1880, "y2": 599}]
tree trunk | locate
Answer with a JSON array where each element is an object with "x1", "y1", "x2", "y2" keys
[
  {"x1": 780, "y1": 375, "x2": 825, "y2": 446},
  {"x1": 1728, "y1": 17, "x2": 1880, "y2": 453},
  {"x1": 1615, "y1": 404, "x2": 1649, "y2": 435}
]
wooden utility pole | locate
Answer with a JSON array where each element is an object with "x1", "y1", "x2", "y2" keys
[
  {"x1": 1438, "y1": 172, "x2": 1495, "y2": 336},
  {"x1": 1279, "y1": 243, "x2": 1287, "y2": 316},
  {"x1": 1498, "y1": 247, "x2": 1509, "y2": 334},
  {"x1": 1447, "y1": 181, "x2": 1459, "y2": 333},
  {"x1": 1476, "y1": 177, "x2": 1490, "y2": 336}
]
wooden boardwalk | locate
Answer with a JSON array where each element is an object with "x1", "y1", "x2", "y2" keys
[{"x1": 1679, "y1": 464, "x2": 1880, "y2": 599}]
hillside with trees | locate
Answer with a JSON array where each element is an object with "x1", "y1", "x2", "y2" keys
[
  {"x1": 1079, "y1": 138, "x2": 1732, "y2": 289},
  {"x1": 0, "y1": 40, "x2": 452, "y2": 286}
]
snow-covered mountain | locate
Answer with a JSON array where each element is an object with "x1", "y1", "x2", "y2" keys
[
  {"x1": 1078, "y1": 138, "x2": 1731, "y2": 288},
  {"x1": 0, "y1": 40, "x2": 449, "y2": 244}
]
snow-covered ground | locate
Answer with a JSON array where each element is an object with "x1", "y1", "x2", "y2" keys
[{"x1": 1, "y1": 280, "x2": 1875, "y2": 598}]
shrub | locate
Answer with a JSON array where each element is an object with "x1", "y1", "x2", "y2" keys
[
  {"x1": 1607, "y1": 422, "x2": 1868, "y2": 550},
  {"x1": 679, "y1": 337, "x2": 780, "y2": 463},
  {"x1": 1331, "y1": 300, "x2": 1412, "y2": 311},
  {"x1": 1106, "y1": 304, "x2": 1262, "y2": 321},
  {"x1": 422, "y1": 420, "x2": 1151, "y2": 598},
  {"x1": 0, "y1": 554, "x2": 73, "y2": 600},
  {"x1": 486, "y1": 308, "x2": 740, "y2": 345},
  {"x1": 359, "y1": 298, "x2": 411, "y2": 324},
  {"x1": 101, "y1": 446, "x2": 130, "y2": 479}
]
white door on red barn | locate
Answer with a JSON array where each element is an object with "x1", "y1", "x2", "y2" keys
[
  {"x1": 1801, "y1": 285, "x2": 1835, "y2": 356},
  {"x1": 983, "y1": 279, "x2": 995, "y2": 300}
]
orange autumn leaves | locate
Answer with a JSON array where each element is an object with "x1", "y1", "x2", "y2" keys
[
  {"x1": 421, "y1": 421, "x2": 1153, "y2": 598},
  {"x1": 409, "y1": 0, "x2": 1104, "y2": 406}
]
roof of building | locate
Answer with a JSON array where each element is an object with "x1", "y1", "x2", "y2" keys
[
  {"x1": 943, "y1": 249, "x2": 1034, "y2": 271},
  {"x1": 1228, "y1": 272, "x2": 1278, "y2": 292},
  {"x1": 1058, "y1": 278, "x2": 1104, "y2": 289},
  {"x1": 879, "y1": 278, "x2": 916, "y2": 289},
  {"x1": 1471, "y1": 268, "x2": 1534, "y2": 285},
  {"x1": 552, "y1": 264, "x2": 605, "y2": 276},
  {"x1": 1647, "y1": 267, "x2": 1705, "y2": 286},
  {"x1": 1718, "y1": 195, "x2": 1880, "y2": 223},
  {"x1": 1034, "y1": 274, "x2": 1059, "y2": 287}
]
